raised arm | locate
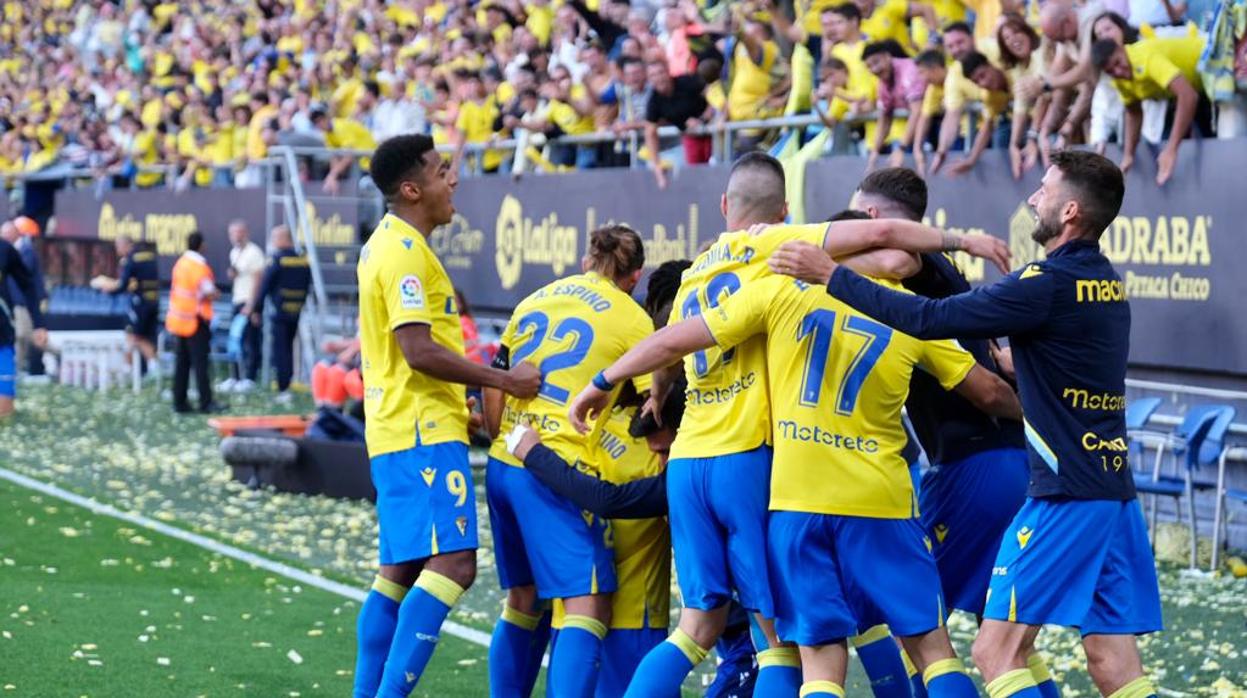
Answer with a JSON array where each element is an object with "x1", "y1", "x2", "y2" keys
[
  {"x1": 1156, "y1": 75, "x2": 1197, "y2": 185},
  {"x1": 818, "y1": 218, "x2": 1012, "y2": 273}
]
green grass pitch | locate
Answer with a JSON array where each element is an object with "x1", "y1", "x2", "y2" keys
[{"x1": 0, "y1": 383, "x2": 1245, "y2": 695}]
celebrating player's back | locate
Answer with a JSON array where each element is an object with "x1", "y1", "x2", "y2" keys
[
  {"x1": 681, "y1": 272, "x2": 1016, "y2": 697},
  {"x1": 705, "y1": 275, "x2": 976, "y2": 517},
  {"x1": 484, "y1": 225, "x2": 652, "y2": 698}
]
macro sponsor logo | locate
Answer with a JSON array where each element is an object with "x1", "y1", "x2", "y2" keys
[
  {"x1": 775, "y1": 421, "x2": 879, "y2": 452},
  {"x1": 97, "y1": 202, "x2": 197, "y2": 256},
  {"x1": 494, "y1": 195, "x2": 579, "y2": 290},
  {"x1": 1074, "y1": 279, "x2": 1126, "y2": 303},
  {"x1": 430, "y1": 213, "x2": 485, "y2": 270},
  {"x1": 1062, "y1": 388, "x2": 1126, "y2": 411}
]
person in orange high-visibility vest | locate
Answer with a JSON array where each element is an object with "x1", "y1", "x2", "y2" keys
[{"x1": 166, "y1": 231, "x2": 222, "y2": 414}]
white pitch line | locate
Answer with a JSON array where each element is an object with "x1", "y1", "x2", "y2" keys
[{"x1": 0, "y1": 466, "x2": 494, "y2": 648}]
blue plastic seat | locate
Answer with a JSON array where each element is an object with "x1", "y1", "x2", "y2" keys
[{"x1": 1133, "y1": 404, "x2": 1234, "y2": 568}]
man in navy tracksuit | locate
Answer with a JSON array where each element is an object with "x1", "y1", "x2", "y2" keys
[
  {"x1": 98, "y1": 236, "x2": 161, "y2": 375},
  {"x1": 0, "y1": 230, "x2": 47, "y2": 417},
  {"x1": 250, "y1": 225, "x2": 311, "y2": 403},
  {"x1": 772, "y1": 151, "x2": 1161, "y2": 698}
]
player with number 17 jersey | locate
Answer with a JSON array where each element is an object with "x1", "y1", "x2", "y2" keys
[{"x1": 702, "y1": 272, "x2": 976, "y2": 647}]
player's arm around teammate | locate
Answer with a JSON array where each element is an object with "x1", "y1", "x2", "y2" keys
[{"x1": 779, "y1": 153, "x2": 1163, "y2": 698}]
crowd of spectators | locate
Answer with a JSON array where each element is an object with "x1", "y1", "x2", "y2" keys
[{"x1": 0, "y1": 0, "x2": 1243, "y2": 191}]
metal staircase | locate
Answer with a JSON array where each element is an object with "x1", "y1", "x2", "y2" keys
[{"x1": 263, "y1": 147, "x2": 365, "y2": 386}]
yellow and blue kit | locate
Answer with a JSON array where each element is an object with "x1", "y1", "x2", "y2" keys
[
  {"x1": 486, "y1": 271, "x2": 653, "y2": 600},
  {"x1": 827, "y1": 239, "x2": 1163, "y2": 634},
  {"x1": 664, "y1": 225, "x2": 826, "y2": 617},
  {"x1": 702, "y1": 274, "x2": 976, "y2": 644},
  {"x1": 357, "y1": 213, "x2": 476, "y2": 564},
  {"x1": 903, "y1": 252, "x2": 1029, "y2": 616},
  {"x1": 114, "y1": 246, "x2": 161, "y2": 344}
]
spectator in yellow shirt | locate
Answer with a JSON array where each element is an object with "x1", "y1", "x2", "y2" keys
[
  {"x1": 856, "y1": 0, "x2": 939, "y2": 53},
  {"x1": 943, "y1": 51, "x2": 1013, "y2": 176},
  {"x1": 120, "y1": 112, "x2": 165, "y2": 188},
  {"x1": 537, "y1": 64, "x2": 600, "y2": 169},
  {"x1": 311, "y1": 106, "x2": 378, "y2": 194},
  {"x1": 727, "y1": 19, "x2": 790, "y2": 152},
  {"x1": 996, "y1": 14, "x2": 1051, "y2": 180},
  {"x1": 453, "y1": 73, "x2": 504, "y2": 174},
  {"x1": 1092, "y1": 34, "x2": 1208, "y2": 185},
  {"x1": 911, "y1": 49, "x2": 950, "y2": 175}
]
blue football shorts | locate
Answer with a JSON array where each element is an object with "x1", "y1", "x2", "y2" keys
[
  {"x1": 984, "y1": 497, "x2": 1164, "y2": 635},
  {"x1": 666, "y1": 445, "x2": 775, "y2": 617},
  {"x1": 0, "y1": 344, "x2": 14, "y2": 398},
  {"x1": 486, "y1": 456, "x2": 617, "y2": 600},
  {"x1": 768, "y1": 511, "x2": 946, "y2": 646},
  {"x1": 369, "y1": 440, "x2": 478, "y2": 565},
  {"x1": 920, "y1": 447, "x2": 1030, "y2": 615}
]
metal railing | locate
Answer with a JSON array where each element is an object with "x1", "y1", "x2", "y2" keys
[{"x1": 0, "y1": 108, "x2": 925, "y2": 192}]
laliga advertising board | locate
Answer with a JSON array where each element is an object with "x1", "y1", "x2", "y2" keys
[{"x1": 447, "y1": 145, "x2": 1244, "y2": 377}]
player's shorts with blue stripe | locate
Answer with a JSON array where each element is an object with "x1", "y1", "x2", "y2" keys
[
  {"x1": 0, "y1": 344, "x2": 14, "y2": 398},
  {"x1": 486, "y1": 457, "x2": 617, "y2": 599},
  {"x1": 985, "y1": 497, "x2": 1163, "y2": 635},
  {"x1": 920, "y1": 446, "x2": 1029, "y2": 615},
  {"x1": 596, "y1": 627, "x2": 667, "y2": 698},
  {"x1": 768, "y1": 511, "x2": 946, "y2": 646},
  {"x1": 369, "y1": 440, "x2": 478, "y2": 565},
  {"x1": 667, "y1": 445, "x2": 775, "y2": 617}
]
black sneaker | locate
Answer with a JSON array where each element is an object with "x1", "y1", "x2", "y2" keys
[
  {"x1": 199, "y1": 401, "x2": 227, "y2": 414},
  {"x1": 173, "y1": 404, "x2": 194, "y2": 414}
]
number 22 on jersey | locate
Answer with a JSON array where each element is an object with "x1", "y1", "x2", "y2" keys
[{"x1": 510, "y1": 310, "x2": 596, "y2": 404}]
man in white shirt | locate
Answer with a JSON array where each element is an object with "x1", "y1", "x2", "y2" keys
[
  {"x1": 224, "y1": 220, "x2": 265, "y2": 392},
  {"x1": 367, "y1": 82, "x2": 427, "y2": 142}
]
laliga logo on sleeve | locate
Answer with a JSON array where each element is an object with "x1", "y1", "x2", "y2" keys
[{"x1": 399, "y1": 274, "x2": 425, "y2": 310}]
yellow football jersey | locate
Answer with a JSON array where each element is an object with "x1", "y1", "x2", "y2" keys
[
  {"x1": 488, "y1": 272, "x2": 654, "y2": 471},
  {"x1": 552, "y1": 406, "x2": 671, "y2": 630},
  {"x1": 703, "y1": 275, "x2": 975, "y2": 518},
  {"x1": 666, "y1": 225, "x2": 827, "y2": 461},
  {"x1": 357, "y1": 214, "x2": 469, "y2": 456}
]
